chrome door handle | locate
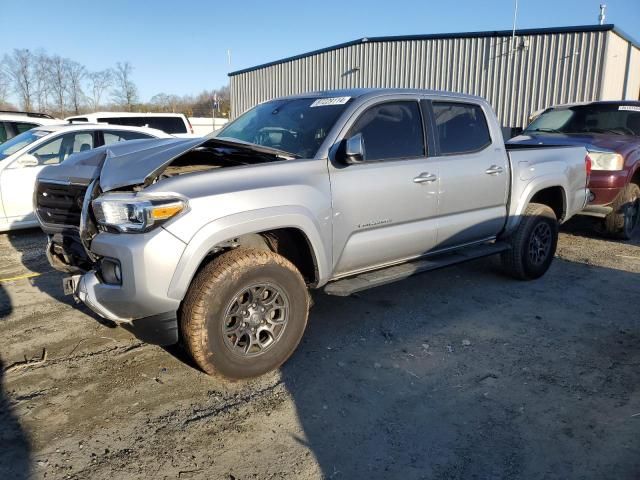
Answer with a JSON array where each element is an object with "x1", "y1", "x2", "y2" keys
[
  {"x1": 485, "y1": 165, "x2": 504, "y2": 175},
  {"x1": 413, "y1": 172, "x2": 438, "y2": 184}
]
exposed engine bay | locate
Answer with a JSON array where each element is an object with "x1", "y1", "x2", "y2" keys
[{"x1": 37, "y1": 137, "x2": 296, "y2": 274}]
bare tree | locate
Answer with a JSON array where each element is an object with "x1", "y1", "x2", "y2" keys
[
  {"x1": 47, "y1": 55, "x2": 68, "y2": 117},
  {"x1": 87, "y1": 69, "x2": 112, "y2": 110},
  {"x1": 0, "y1": 63, "x2": 10, "y2": 107},
  {"x1": 66, "y1": 61, "x2": 86, "y2": 114},
  {"x1": 33, "y1": 50, "x2": 51, "y2": 112},
  {"x1": 150, "y1": 92, "x2": 181, "y2": 112},
  {"x1": 111, "y1": 61, "x2": 138, "y2": 111},
  {"x1": 4, "y1": 49, "x2": 36, "y2": 111}
]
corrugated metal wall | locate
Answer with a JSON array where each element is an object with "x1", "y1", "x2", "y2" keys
[{"x1": 230, "y1": 30, "x2": 608, "y2": 127}]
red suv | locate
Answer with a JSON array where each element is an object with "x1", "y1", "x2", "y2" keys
[{"x1": 509, "y1": 101, "x2": 640, "y2": 239}]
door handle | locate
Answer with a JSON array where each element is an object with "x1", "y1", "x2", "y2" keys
[
  {"x1": 413, "y1": 172, "x2": 438, "y2": 184},
  {"x1": 485, "y1": 165, "x2": 504, "y2": 175}
]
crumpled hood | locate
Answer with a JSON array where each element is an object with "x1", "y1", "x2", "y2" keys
[
  {"x1": 508, "y1": 132, "x2": 640, "y2": 158},
  {"x1": 38, "y1": 136, "x2": 294, "y2": 192},
  {"x1": 98, "y1": 138, "x2": 205, "y2": 191},
  {"x1": 38, "y1": 137, "x2": 205, "y2": 191}
]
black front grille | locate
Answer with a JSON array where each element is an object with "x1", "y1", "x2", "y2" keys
[{"x1": 36, "y1": 181, "x2": 88, "y2": 227}]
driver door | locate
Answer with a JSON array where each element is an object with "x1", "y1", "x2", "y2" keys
[
  {"x1": 0, "y1": 131, "x2": 94, "y2": 223},
  {"x1": 329, "y1": 99, "x2": 439, "y2": 277}
]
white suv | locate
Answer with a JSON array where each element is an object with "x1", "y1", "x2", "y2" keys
[
  {"x1": 65, "y1": 112, "x2": 195, "y2": 138},
  {"x1": 0, "y1": 111, "x2": 62, "y2": 143},
  {"x1": 0, "y1": 123, "x2": 172, "y2": 231}
]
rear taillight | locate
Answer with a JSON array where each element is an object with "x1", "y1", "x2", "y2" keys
[
  {"x1": 585, "y1": 153, "x2": 592, "y2": 183},
  {"x1": 186, "y1": 117, "x2": 193, "y2": 134}
]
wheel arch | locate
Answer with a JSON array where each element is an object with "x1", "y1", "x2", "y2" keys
[
  {"x1": 167, "y1": 207, "x2": 330, "y2": 301},
  {"x1": 504, "y1": 178, "x2": 568, "y2": 236}
]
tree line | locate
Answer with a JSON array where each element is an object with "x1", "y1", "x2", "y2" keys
[{"x1": 0, "y1": 49, "x2": 230, "y2": 118}]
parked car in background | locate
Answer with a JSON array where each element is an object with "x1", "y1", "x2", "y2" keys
[
  {"x1": 188, "y1": 116, "x2": 229, "y2": 136},
  {"x1": 0, "y1": 123, "x2": 171, "y2": 231},
  {"x1": 0, "y1": 111, "x2": 62, "y2": 144},
  {"x1": 65, "y1": 112, "x2": 195, "y2": 137},
  {"x1": 36, "y1": 89, "x2": 589, "y2": 379},
  {"x1": 509, "y1": 101, "x2": 640, "y2": 238}
]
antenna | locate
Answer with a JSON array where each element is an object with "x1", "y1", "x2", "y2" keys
[
  {"x1": 227, "y1": 49, "x2": 232, "y2": 66},
  {"x1": 599, "y1": 4, "x2": 606, "y2": 25}
]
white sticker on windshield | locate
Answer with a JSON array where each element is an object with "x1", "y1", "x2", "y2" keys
[
  {"x1": 619, "y1": 106, "x2": 640, "y2": 112},
  {"x1": 310, "y1": 97, "x2": 351, "y2": 107}
]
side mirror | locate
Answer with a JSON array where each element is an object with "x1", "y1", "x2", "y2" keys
[
  {"x1": 14, "y1": 154, "x2": 39, "y2": 168},
  {"x1": 344, "y1": 133, "x2": 366, "y2": 164}
]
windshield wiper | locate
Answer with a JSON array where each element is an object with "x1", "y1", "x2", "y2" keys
[
  {"x1": 526, "y1": 128, "x2": 562, "y2": 134},
  {"x1": 214, "y1": 136, "x2": 300, "y2": 159}
]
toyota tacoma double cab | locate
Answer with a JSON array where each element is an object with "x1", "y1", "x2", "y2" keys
[
  {"x1": 510, "y1": 101, "x2": 640, "y2": 239},
  {"x1": 35, "y1": 89, "x2": 590, "y2": 379}
]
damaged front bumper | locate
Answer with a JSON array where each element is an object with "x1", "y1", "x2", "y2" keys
[{"x1": 55, "y1": 226, "x2": 187, "y2": 345}]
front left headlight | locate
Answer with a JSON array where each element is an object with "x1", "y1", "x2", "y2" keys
[
  {"x1": 92, "y1": 193, "x2": 187, "y2": 233},
  {"x1": 587, "y1": 151, "x2": 624, "y2": 171}
]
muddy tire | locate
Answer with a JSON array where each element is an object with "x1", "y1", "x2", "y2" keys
[
  {"x1": 501, "y1": 203, "x2": 558, "y2": 280},
  {"x1": 180, "y1": 248, "x2": 309, "y2": 379},
  {"x1": 603, "y1": 183, "x2": 640, "y2": 240}
]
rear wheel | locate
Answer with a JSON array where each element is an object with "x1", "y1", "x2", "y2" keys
[
  {"x1": 604, "y1": 183, "x2": 640, "y2": 240},
  {"x1": 180, "y1": 248, "x2": 309, "y2": 379},
  {"x1": 501, "y1": 203, "x2": 558, "y2": 280}
]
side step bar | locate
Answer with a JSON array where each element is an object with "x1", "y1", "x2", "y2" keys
[{"x1": 324, "y1": 241, "x2": 510, "y2": 296}]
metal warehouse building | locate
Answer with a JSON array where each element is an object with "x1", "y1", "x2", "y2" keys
[{"x1": 229, "y1": 24, "x2": 640, "y2": 129}]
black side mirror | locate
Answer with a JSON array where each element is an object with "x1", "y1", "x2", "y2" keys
[{"x1": 344, "y1": 133, "x2": 366, "y2": 164}]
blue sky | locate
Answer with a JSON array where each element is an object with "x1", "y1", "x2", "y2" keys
[{"x1": 1, "y1": 0, "x2": 638, "y2": 102}]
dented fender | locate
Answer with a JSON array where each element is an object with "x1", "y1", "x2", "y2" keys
[{"x1": 166, "y1": 206, "x2": 332, "y2": 301}]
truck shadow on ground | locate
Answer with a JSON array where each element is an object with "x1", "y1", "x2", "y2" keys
[
  {"x1": 277, "y1": 257, "x2": 640, "y2": 479},
  {"x1": 0, "y1": 294, "x2": 31, "y2": 480},
  {"x1": 0, "y1": 231, "x2": 30, "y2": 476}
]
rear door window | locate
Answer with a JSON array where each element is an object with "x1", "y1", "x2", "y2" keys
[
  {"x1": 145, "y1": 117, "x2": 187, "y2": 134},
  {"x1": 98, "y1": 116, "x2": 186, "y2": 134},
  {"x1": 103, "y1": 130, "x2": 153, "y2": 145},
  {"x1": 98, "y1": 117, "x2": 146, "y2": 127},
  {"x1": 0, "y1": 123, "x2": 7, "y2": 143},
  {"x1": 432, "y1": 102, "x2": 492, "y2": 155},
  {"x1": 348, "y1": 101, "x2": 425, "y2": 161}
]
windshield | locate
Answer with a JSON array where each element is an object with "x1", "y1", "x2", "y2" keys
[
  {"x1": 0, "y1": 129, "x2": 51, "y2": 160},
  {"x1": 214, "y1": 97, "x2": 352, "y2": 158},
  {"x1": 525, "y1": 104, "x2": 640, "y2": 136}
]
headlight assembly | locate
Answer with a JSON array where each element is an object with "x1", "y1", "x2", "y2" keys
[
  {"x1": 587, "y1": 151, "x2": 624, "y2": 171},
  {"x1": 92, "y1": 193, "x2": 187, "y2": 233}
]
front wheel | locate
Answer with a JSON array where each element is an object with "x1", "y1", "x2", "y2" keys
[
  {"x1": 501, "y1": 203, "x2": 558, "y2": 280},
  {"x1": 604, "y1": 183, "x2": 640, "y2": 240},
  {"x1": 180, "y1": 248, "x2": 309, "y2": 379}
]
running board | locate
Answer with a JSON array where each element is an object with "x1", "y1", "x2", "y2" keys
[{"x1": 324, "y1": 242, "x2": 510, "y2": 296}]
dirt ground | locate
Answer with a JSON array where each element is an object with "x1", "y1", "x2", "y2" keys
[{"x1": 0, "y1": 219, "x2": 638, "y2": 480}]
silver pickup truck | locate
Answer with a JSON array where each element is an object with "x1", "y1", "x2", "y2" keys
[{"x1": 35, "y1": 89, "x2": 589, "y2": 379}]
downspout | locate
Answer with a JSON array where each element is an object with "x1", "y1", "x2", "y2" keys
[{"x1": 622, "y1": 41, "x2": 632, "y2": 99}]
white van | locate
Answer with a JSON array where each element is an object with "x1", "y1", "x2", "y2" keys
[{"x1": 65, "y1": 112, "x2": 195, "y2": 138}]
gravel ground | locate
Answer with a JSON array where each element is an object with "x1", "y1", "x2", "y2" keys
[{"x1": 0, "y1": 218, "x2": 638, "y2": 480}]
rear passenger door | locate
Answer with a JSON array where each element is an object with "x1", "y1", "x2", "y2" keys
[
  {"x1": 329, "y1": 99, "x2": 439, "y2": 277},
  {"x1": 427, "y1": 100, "x2": 508, "y2": 248}
]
